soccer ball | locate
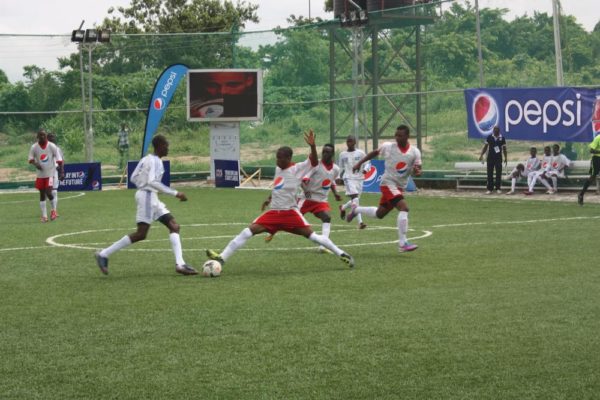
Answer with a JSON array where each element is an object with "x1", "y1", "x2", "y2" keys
[{"x1": 202, "y1": 260, "x2": 222, "y2": 277}]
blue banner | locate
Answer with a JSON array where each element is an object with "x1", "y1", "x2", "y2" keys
[
  {"x1": 141, "y1": 64, "x2": 189, "y2": 157},
  {"x1": 127, "y1": 160, "x2": 170, "y2": 189},
  {"x1": 465, "y1": 87, "x2": 600, "y2": 142},
  {"x1": 214, "y1": 159, "x2": 240, "y2": 188},
  {"x1": 58, "y1": 163, "x2": 102, "y2": 191}
]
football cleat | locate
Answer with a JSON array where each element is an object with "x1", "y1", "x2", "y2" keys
[
  {"x1": 264, "y1": 234, "x2": 275, "y2": 243},
  {"x1": 505, "y1": 190, "x2": 515, "y2": 195},
  {"x1": 578, "y1": 193, "x2": 584, "y2": 206},
  {"x1": 359, "y1": 222, "x2": 367, "y2": 230},
  {"x1": 485, "y1": 190, "x2": 492, "y2": 195},
  {"x1": 523, "y1": 191, "x2": 533, "y2": 196},
  {"x1": 346, "y1": 204, "x2": 358, "y2": 223},
  {"x1": 41, "y1": 216, "x2": 48, "y2": 223},
  {"x1": 206, "y1": 249, "x2": 225, "y2": 265},
  {"x1": 399, "y1": 242, "x2": 418, "y2": 253},
  {"x1": 340, "y1": 253, "x2": 355, "y2": 268},
  {"x1": 496, "y1": 189, "x2": 502, "y2": 194},
  {"x1": 94, "y1": 252, "x2": 109, "y2": 275},
  {"x1": 176, "y1": 264, "x2": 198, "y2": 275},
  {"x1": 50, "y1": 210, "x2": 57, "y2": 221},
  {"x1": 339, "y1": 205, "x2": 346, "y2": 220}
]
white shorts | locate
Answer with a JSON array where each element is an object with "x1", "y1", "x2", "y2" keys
[
  {"x1": 135, "y1": 190, "x2": 170, "y2": 224},
  {"x1": 53, "y1": 171, "x2": 60, "y2": 190},
  {"x1": 545, "y1": 170, "x2": 565, "y2": 178},
  {"x1": 344, "y1": 179, "x2": 364, "y2": 196}
]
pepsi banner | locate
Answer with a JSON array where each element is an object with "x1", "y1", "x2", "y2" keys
[
  {"x1": 465, "y1": 87, "x2": 600, "y2": 142},
  {"x1": 141, "y1": 64, "x2": 189, "y2": 157},
  {"x1": 58, "y1": 163, "x2": 102, "y2": 191},
  {"x1": 127, "y1": 160, "x2": 170, "y2": 189},
  {"x1": 214, "y1": 159, "x2": 240, "y2": 188}
]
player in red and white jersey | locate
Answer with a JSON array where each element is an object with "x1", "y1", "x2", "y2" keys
[
  {"x1": 47, "y1": 133, "x2": 64, "y2": 218},
  {"x1": 94, "y1": 135, "x2": 197, "y2": 276},
  {"x1": 346, "y1": 125, "x2": 422, "y2": 253},
  {"x1": 338, "y1": 135, "x2": 369, "y2": 229},
  {"x1": 28, "y1": 130, "x2": 63, "y2": 222},
  {"x1": 526, "y1": 146, "x2": 553, "y2": 195},
  {"x1": 545, "y1": 143, "x2": 571, "y2": 193},
  {"x1": 206, "y1": 130, "x2": 355, "y2": 269},
  {"x1": 506, "y1": 147, "x2": 540, "y2": 194}
]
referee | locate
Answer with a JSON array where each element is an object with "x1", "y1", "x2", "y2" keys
[{"x1": 577, "y1": 134, "x2": 600, "y2": 205}]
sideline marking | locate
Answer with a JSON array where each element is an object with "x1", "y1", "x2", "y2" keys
[
  {"x1": 432, "y1": 215, "x2": 600, "y2": 228},
  {"x1": 0, "y1": 192, "x2": 86, "y2": 205}
]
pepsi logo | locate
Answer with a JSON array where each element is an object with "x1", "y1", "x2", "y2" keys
[
  {"x1": 273, "y1": 176, "x2": 285, "y2": 190},
  {"x1": 40, "y1": 154, "x2": 49, "y2": 163},
  {"x1": 153, "y1": 98, "x2": 165, "y2": 110},
  {"x1": 473, "y1": 93, "x2": 499, "y2": 135},
  {"x1": 363, "y1": 165, "x2": 378, "y2": 186},
  {"x1": 542, "y1": 162, "x2": 548, "y2": 168},
  {"x1": 321, "y1": 179, "x2": 331, "y2": 190},
  {"x1": 92, "y1": 180, "x2": 100, "y2": 190},
  {"x1": 396, "y1": 161, "x2": 408, "y2": 175},
  {"x1": 552, "y1": 162, "x2": 558, "y2": 168}
]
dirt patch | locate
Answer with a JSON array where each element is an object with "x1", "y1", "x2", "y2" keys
[{"x1": 0, "y1": 168, "x2": 35, "y2": 182}]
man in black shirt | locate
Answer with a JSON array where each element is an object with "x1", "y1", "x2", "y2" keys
[{"x1": 478, "y1": 126, "x2": 507, "y2": 194}]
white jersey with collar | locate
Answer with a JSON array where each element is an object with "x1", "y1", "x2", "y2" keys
[
  {"x1": 378, "y1": 142, "x2": 422, "y2": 188},
  {"x1": 540, "y1": 155, "x2": 553, "y2": 171},
  {"x1": 28, "y1": 141, "x2": 62, "y2": 178},
  {"x1": 299, "y1": 161, "x2": 340, "y2": 203},
  {"x1": 270, "y1": 158, "x2": 316, "y2": 210},
  {"x1": 524, "y1": 156, "x2": 540, "y2": 174},
  {"x1": 339, "y1": 149, "x2": 368, "y2": 181},
  {"x1": 130, "y1": 154, "x2": 177, "y2": 196}
]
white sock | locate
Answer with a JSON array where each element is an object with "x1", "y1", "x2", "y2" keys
[
  {"x1": 527, "y1": 174, "x2": 533, "y2": 189},
  {"x1": 40, "y1": 201, "x2": 47, "y2": 218},
  {"x1": 321, "y1": 222, "x2": 331, "y2": 239},
  {"x1": 551, "y1": 176, "x2": 557, "y2": 191},
  {"x1": 511, "y1": 177, "x2": 516, "y2": 191},
  {"x1": 355, "y1": 206, "x2": 378, "y2": 218},
  {"x1": 221, "y1": 227, "x2": 253, "y2": 261},
  {"x1": 170, "y1": 233, "x2": 185, "y2": 265},
  {"x1": 100, "y1": 235, "x2": 132, "y2": 258},
  {"x1": 538, "y1": 177, "x2": 552, "y2": 190},
  {"x1": 51, "y1": 190, "x2": 58, "y2": 210},
  {"x1": 308, "y1": 232, "x2": 344, "y2": 256},
  {"x1": 398, "y1": 211, "x2": 408, "y2": 246},
  {"x1": 341, "y1": 200, "x2": 352, "y2": 211},
  {"x1": 351, "y1": 198, "x2": 363, "y2": 224}
]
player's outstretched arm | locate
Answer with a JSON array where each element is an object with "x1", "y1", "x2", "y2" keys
[
  {"x1": 261, "y1": 195, "x2": 271, "y2": 211},
  {"x1": 304, "y1": 129, "x2": 318, "y2": 166},
  {"x1": 352, "y1": 150, "x2": 379, "y2": 173},
  {"x1": 176, "y1": 192, "x2": 187, "y2": 202}
]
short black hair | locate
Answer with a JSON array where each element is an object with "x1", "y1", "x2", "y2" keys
[
  {"x1": 323, "y1": 143, "x2": 334, "y2": 150},
  {"x1": 277, "y1": 146, "x2": 293, "y2": 158},
  {"x1": 152, "y1": 134, "x2": 168, "y2": 148},
  {"x1": 396, "y1": 124, "x2": 410, "y2": 134}
]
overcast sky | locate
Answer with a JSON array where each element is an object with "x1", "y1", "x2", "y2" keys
[{"x1": 0, "y1": 0, "x2": 597, "y2": 82}]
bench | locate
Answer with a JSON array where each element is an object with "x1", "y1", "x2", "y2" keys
[{"x1": 446, "y1": 160, "x2": 599, "y2": 193}]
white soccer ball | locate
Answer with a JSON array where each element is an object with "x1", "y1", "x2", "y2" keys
[{"x1": 202, "y1": 260, "x2": 222, "y2": 277}]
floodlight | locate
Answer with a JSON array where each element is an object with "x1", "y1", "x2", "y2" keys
[
  {"x1": 97, "y1": 30, "x2": 111, "y2": 43},
  {"x1": 85, "y1": 29, "x2": 98, "y2": 42},
  {"x1": 71, "y1": 30, "x2": 85, "y2": 42}
]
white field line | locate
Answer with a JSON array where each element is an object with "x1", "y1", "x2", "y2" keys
[{"x1": 0, "y1": 192, "x2": 86, "y2": 204}]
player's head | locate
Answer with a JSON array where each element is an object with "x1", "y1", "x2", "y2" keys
[
  {"x1": 544, "y1": 146, "x2": 551, "y2": 156},
  {"x1": 552, "y1": 144, "x2": 560, "y2": 155},
  {"x1": 321, "y1": 143, "x2": 335, "y2": 163},
  {"x1": 203, "y1": 72, "x2": 255, "y2": 97},
  {"x1": 37, "y1": 130, "x2": 47, "y2": 145},
  {"x1": 492, "y1": 125, "x2": 500, "y2": 136},
  {"x1": 121, "y1": 123, "x2": 127, "y2": 130},
  {"x1": 152, "y1": 135, "x2": 169, "y2": 157},
  {"x1": 346, "y1": 135, "x2": 357, "y2": 151},
  {"x1": 47, "y1": 132, "x2": 56, "y2": 144},
  {"x1": 529, "y1": 147, "x2": 537, "y2": 157},
  {"x1": 516, "y1": 163, "x2": 525, "y2": 171},
  {"x1": 395, "y1": 125, "x2": 410, "y2": 147},
  {"x1": 276, "y1": 146, "x2": 293, "y2": 169}
]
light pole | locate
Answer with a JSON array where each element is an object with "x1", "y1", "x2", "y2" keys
[{"x1": 71, "y1": 25, "x2": 110, "y2": 162}]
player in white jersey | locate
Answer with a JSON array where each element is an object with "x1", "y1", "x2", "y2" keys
[
  {"x1": 346, "y1": 125, "x2": 422, "y2": 253},
  {"x1": 95, "y1": 135, "x2": 198, "y2": 276},
  {"x1": 206, "y1": 130, "x2": 355, "y2": 269},
  {"x1": 338, "y1": 135, "x2": 369, "y2": 229},
  {"x1": 525, "y1": 146, "x2": 553, "y2": 195},
  {"x1": 28, "y1": 130, "x2": 63, "y2": 222},
  {"x1": 506, "y1": 147, "x2": 540, "y2": 194},
  {"x1": 545, "y1": 144, "x2": 571, "y2": 193},
  {"x1": 47, "y1": 133, "x2": 64, "y2": 218}
]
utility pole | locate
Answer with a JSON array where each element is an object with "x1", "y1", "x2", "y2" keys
[{"x1": 474, "y1": 0, "x2": 485, "y2": 87}]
